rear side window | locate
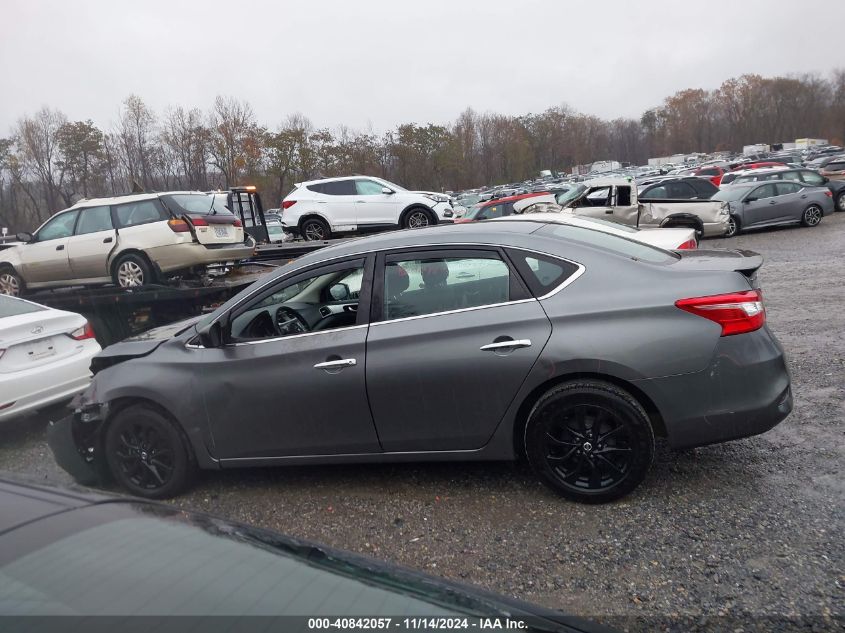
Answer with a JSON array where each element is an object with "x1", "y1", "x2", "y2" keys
[
  {"x1": 643, "y1": 185, "x2": 667, "y2": 199},
  {"x1": 507, "y1": 249, "x2": 580, "y2": 296},
  {"x1": 0, "y1": 295, "x2": 45, "y2": 317},
  {"x1": 321, "y1": 180, "x2": 355, "y2": 195},
  {"x1": 689, "y1": 179, "x2": 718, "y2": 197},
  {"x1": 161, "y1": 194, "x2": 232, "y2": 217},
  {"x1": 666, "y1": 181, "x2": 697, "y2": 198},
  {"x1": 306, "y1": 183, "x2": 326, "y2": 194},
  {"x1": 114, "y1": 200, "x2": 168, "y2": 228},
  {"x1": 776, "y1": 182, "x2": 802, "y2": 195},
  {"x1": 800, "y1": 170, "x2": 825, "y2": 186},
  {"x1": 75, "y1": 206, "x2": 113, "y2": 235}
]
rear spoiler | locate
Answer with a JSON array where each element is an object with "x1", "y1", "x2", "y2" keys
[{"x1": 673, "y1": 248, "x2": 764, "y2": 281}]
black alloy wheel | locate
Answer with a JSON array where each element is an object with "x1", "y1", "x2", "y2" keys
[
  {"x1": 525, "y1": 380, "x2": 654, "y2": 503},
  {"x1": 105, "y1": 405, "x2": 194, "y2": 498},
  {"x1": 725, "y1": 215, "x2": 739, "y2": 238},
  {"x1": 834, "y1": 191, "x2": 845, "y2": 212},
  {"x1": 801, "y1": 204, "x2": 823, "y2": 227}
]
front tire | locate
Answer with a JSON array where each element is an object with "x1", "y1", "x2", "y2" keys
[
  {"x1": 402, "y1": 208, "x2": 433, "y2": 229},
  {"x1": 724, "y1": 215, "x2": 740, "y2": 238},
  {"x1": 104, "y1": 404, "x2": 195, "y2": 499},
  {"x1": 524, "y1": 380, "x2": 655, "y2": 504},
  {"x1": 0, "y1": 267, "x2": 25, "y2": 296},
  {"x1": 801, "y1": 204, "x2": 823, "y2": 227},
  {"x1": 112, "y1": 253, "x2": 154, "y2": 288},
  {"x1": 301, "y1": 217, "x2": 332, "y2": 241}
]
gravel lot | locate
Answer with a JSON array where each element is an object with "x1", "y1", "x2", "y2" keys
[{"x1": 2, "y1": 213, "x2": 843, "y2": 630}]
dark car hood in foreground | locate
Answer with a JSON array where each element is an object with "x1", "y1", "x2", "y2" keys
[
  {"x1": 89, "y1": 315, "x2": 201, "y2": 374},
  {"x1": 0, "y1": 476, "x2": 614, "y2": 632}
]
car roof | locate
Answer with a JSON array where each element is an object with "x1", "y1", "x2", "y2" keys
[
  {"x1": 67, "y1": 191, "x2": 208, "y2": 209},
  {"x1": 297, "y1": 175, "x2": 371, "y2": 186}
]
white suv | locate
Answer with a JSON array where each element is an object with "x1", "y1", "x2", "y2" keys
[{"x1": 281, "y1": 176, "x2": 454, "y2": 240}]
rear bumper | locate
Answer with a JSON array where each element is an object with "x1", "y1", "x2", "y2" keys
[
  {"x1": 145, "y1": 241, "x2": 255, "y2": 272},
  {"x1": 701, "y1": 221, "x2": 728, "y2": 238},
  {"x1": 635, "y1": 326, "x2": 792, "y2": 449},
  {"x1": 46, "y1": 412, "x2": 102, "y2": 486}
]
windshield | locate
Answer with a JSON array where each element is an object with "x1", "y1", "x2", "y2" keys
[
  {"x1": 555, "y1": 184, "x2": 586, "y2": 206},
  {"x1": 457, "y1": 194, "x2": 481, "y2": 206},
  {"x1": 711, "y1": 187, "x2": 750, "y2": 202},
  {"x1": 0, "y1": 295, "x2": 45, "y2": 317},
  {"x1": 161, "y1": 194, "x2": 234, "y2": 216}
]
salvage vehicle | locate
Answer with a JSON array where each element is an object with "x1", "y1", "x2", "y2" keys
[
  {"x1": 0, "y1": 295, "x2": 100, "y2": 422},
  {"x1": 281, "y1": 176, "x2": 454, "y2": 240},
  {"x1": 820, "y1": 158, "x2": 845, "y2": 181},
  {"x1": 48, "y1": 219, "x2": 792, "y2": 503},
  {"x1": 556, "y1": 178, "x2": 729, "y2": 237},
  {"x1": 0, "y1": 477, "x2": 611, "y2": 632},
  {"x1": 0, "y1": 192, "x2": 255, "y2": 296},
  {"x1": 454, "y1": 192, "x2": 549, "y2": 223},
  {"x1": 726, "y1": 167, "x2": 845, "y2": 212},
  {"x1": 712, "y1": 181, "x2": 834, "y2": 237}
]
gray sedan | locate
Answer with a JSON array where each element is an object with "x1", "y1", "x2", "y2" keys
[
  {"x1": 712, "y1": 181, "x2": 834, "y2": 237},
  {"x1": 48, "y1": 220, "x2": 792, "y2": 503}
]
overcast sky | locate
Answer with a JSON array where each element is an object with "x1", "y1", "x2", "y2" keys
[{"x1": 2, "y1": 0, "x2": 843, "y2": 134}]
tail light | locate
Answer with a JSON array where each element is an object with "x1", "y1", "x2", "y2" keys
[
  {"x1": 676, "y1": 238, "x2": 698, "y2": 250},
  {"x1": 70, "y1": 322, "x2": 96, "y2": 341},
  {"x1": 167, "y1": 219, "x2": 191, "y2": 233},
  {"x1": 675, "y1": 290, "x2": 765, "y2": 336},
  {"x1": 189, "y1": 216, "x2": 209, "y2": 227},
  {"x1": 233, "y1": 218, "x2": 242, "y2": 227},
  {"x1": 282, "y1": 200, "x2": 297, "y2": 209},
  {"x1": 823, "y1": 191, "x2": 832, "y2": 198}
]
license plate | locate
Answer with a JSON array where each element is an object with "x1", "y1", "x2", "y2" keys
[
  {"x1": 27, "y1": 341, "x2": 57, "y2": 361},
  {"x1": 213, "y1": 226, "x2": 230, "y2": 238}
]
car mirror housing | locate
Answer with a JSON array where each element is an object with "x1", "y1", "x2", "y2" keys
[
  {"x1": 381, "y1": 187, "x2": 394, "y2": 195},
  {"x1": 16, "y1": 232, "x2": 33, "y2": 243},
  {"x1": 197, "y1": 321, "x2": 224, "y2": 348},
  {"x1": 329, "y1": 283, "x2": 351, "y2": 301},
  {"x1": 744, "y1": 197, "x2": 756, "y2": 203}
]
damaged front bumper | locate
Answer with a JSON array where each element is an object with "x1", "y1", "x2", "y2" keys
[{"x1": 46, "y1": 400, "x2": 109, "y2": 486}]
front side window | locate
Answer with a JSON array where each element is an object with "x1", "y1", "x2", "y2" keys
[
  {"x1": 75, "y1": 206, "x2": 113, "y2": 235},
  {"x1": 752, "y1": 184, "x2": 778, "y2": 199},
  {"x1": 355, "y1": 179, "x2": 386, "y2": 195},
  {"x1": 115, "y1": 200, "x2": 167, "y2": 228},
  {"x1": 37, "y1": 211, "x2": 79, "y2": 241},
  {"x1": 383, "y1": 256, "x2": 511, "y2": 320},
  {"x1": 229, "y1": 262, "x2": 365, "y2": 341}
]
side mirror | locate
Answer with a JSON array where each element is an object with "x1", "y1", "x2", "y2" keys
[
  {"x1": 197, "y1": 320, "x2": 224, "y2": 348},
  {"x1": 744, "y1": 197, "x2": 756, "y2": 203},
  {"x1": 16, "y1": 232, "x2": 33, "y2": 243},
  {"x1": 822, "y1": 177, "x2": 830, "y2": 183},
  {"x1": 329, "y1": 283, "x2": 350, "y2": 301},
  {"x1": 381, "y1": 187, "x2": 394, "y2": 195}
]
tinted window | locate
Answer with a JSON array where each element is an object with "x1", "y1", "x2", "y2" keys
[
  {"x1": 616, "y1": 186, "x2": 631, "y2": 206},
  {"x1": 114, "y1": 200, "x2": 167, "y2": 228},
  {"x1": 37, "y1": 211, "x2": 79, "y2": 241},
  {"x1": 800, "y1": 170, "x2": 825, "y2": 186},
  {"x1": 306, "y1": 183, "x2": 326, "y2": 194},
  {"x1": 776, "y1": 182, "x2": 802, "y2": 195},
  {"x1": 751, "y1": 184, "x2": 778, "y2": 199},
  {"x1": 0, "y1": 295, "x2": 45, "y2": 317},
  {"x1": 355, "y1": 179, "x2": 386, "y2": 195},
  {"x1": 666, "y1": 181, "x2": 697, "y2": 198},
  {"x1": 75, "y1": 206, "x2": 113, "y2": 235},
  {"x1": 479, "y1": 203, "x2": 513, "y2": 219},
  {"x1": 643, "y1": 185, "x2": 667, "y2": 199},
  {"x1": 322, "y1": 180, "x2": 356, "y2": 195},
  {"x1": 699, "y1": 168, "x2": 718, "y2": 176},
  {"x1": 384, "y1": 256, "x2": 511, "y2": 320},
  {"x1": 507, "y1": 250, "x2": 579, "y2": 296},
  {"x1": 826, "y1": 162, "x2": 845, "y2": 171},
  {"x1": 537, "y1": 224, "x2": 678, "y2": 263},
  {"x1": 689, "y1": 179, "x2": 718, "y2": 197}
]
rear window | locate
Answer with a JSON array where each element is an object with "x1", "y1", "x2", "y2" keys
[
  {"x1": 0, "y1": 295, "x2": 45, "y2": 318},
  {"x1": 161, "y1": 194, "x2": 233, "y2": 217},
  {"x1": 536, "y1": 224, "x2": 678, "y2": 263}
]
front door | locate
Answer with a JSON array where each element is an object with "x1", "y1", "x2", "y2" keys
[
  {"x1": 67, "y1": 205, "x2": 116, "y2": 280},
  {"x1": 353, "y1": 178, "x2": 400, "y2": 226},
  {"x1": 365, "y1": 249, "x2": 552, "y2": 452},
  {"x1": 199, "y1": 257, "x2": 381, "y2": 459},
  {"x1": 744, "y1": 183, "x2": 779, "y2": 227},
  {"x1": 17, "y1": 210, "x2": 79, "y2": 283}
]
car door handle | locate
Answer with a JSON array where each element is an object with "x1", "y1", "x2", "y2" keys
[
  {"x1": 769, "y1": 200, "x2": 777, "y2": 205},
  {"x1": 480, "y1": 339, "x2": 532, "y2": 352},
  {"x1": 800, "y1": 194, "x2": 807, "y2": 199},
  {"x1": 55, "y1": 244, "x2": 64, "y2": 251},
  {"x1": 103, "y1": 237, "x2": 113, "y2": 243},
  {"x1": 314, "y1": 358, "x2": 357, "y2": 370}
]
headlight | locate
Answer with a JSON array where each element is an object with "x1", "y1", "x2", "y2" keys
[{"x1": 422, "y1": 193, "x2": 448, "y2": 203}]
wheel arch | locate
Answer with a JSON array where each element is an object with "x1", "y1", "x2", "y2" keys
[
  {"x1": 297, "y1": 212, "x2": 331, "y2": 230},
  {"x1": 109, "y1": 248, "x2": 157, "y2": 278},
  {"x1": 511, "y1": 371, "x2": 667, "y2": 459},
  {"x1": 399, "y1": 204, "x2": 437, "y2": 225},
  {"x1": 660, "y1": 213, "x2": 704, "y2": 233}
]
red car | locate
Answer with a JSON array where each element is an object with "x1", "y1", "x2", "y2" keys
[
  {"x1": 455, "y1": 191, "x2": 548, "y2": 223},
  {"x1": 695, "y1": 165, "x2": 727, "y2": 186},
  {"x1": 731, "y1": 161, "x2": 790, "y2": 171}
]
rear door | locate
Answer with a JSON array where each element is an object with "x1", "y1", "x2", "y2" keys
[
  {"x1": 17, "y1": 211, "x2": 78, "y2": 283},
  {"x1": 321, "y1": 179, "x2": 358, "y2": 231},
  {"x1": 365, "y1": 248, "x2": 551, "y2": 451},
  {"x1": 67, "y1": 205, "x2": 115, "y2": 280},
  {"x1": 774, "y1": 182, "x2": 806, "y2": 222}
]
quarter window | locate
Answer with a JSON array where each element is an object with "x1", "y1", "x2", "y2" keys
[
  {"x1": 37, "y1": 211, "x2": 79, "y2": 241},
  {"x1": 114, "y1": 200, "x2": 167, "y2": 228},
  {"x1": 75, "y1": 206, "x2": 113, "y2": 235},
  {"x1": 508, "y1": 250, "x2": 580, "y2": 297},
  {"x1": 383, "y1": 256, "x2": 512, "y2": 320},
  {"x1": 799, "y1": 171, "x2": 825, "y2": 186}
]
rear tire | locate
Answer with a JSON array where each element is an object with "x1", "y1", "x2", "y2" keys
[
  {"x1": 301, "y1": 217, "x2": 332, "y2": 241},
  {"x1": 724, "y1": 215, "x2": 740, "y2": 238},
  {"x1": 524, "y1": 380, "x2": 655, "y2": 504},
  {"x1": 104, "y1": 404, "x2": 195, "y2": 499},
  {"x1": 834, "y1": 191, "x2": 845, "y2": 212},
  {"x1": 112, "y1": 253, "x2": 154, "y2": 288},
  {"x1": 801, "y1": 204, "x2": 823, "y2": 227},
  {"x1": 0, "y1": 267, "x2": 25, "y2": 296}
]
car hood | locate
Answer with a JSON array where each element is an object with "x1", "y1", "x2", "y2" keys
[{"x1": 89, "y1": 315, "x2": 202, "y2": 374}]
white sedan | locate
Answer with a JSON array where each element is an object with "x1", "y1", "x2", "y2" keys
[
  {"x1": 508, "y1": 197, "x2": 697, "y2": 250},
  {"x1": 0, "y1": 295, "x2": 100, "y2": 422}
]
